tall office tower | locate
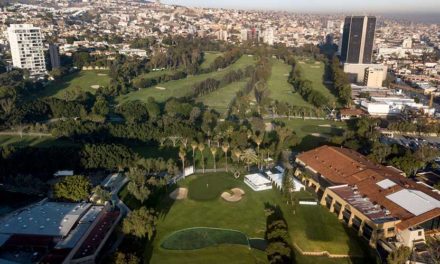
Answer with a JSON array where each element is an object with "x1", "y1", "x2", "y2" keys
[
  {"x1": 49, "y1": 44, "x2": 61, "y2": 69},
  {"x1": 6, "y1": 24, "x2": 46, "y2": 77},
  {"x1": 340, "y1": 16, "x2": 376, "y2": 64}
]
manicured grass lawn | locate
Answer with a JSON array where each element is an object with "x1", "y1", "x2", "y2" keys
[
  {"x1": 268, "y1": 59, "x2": 313, "y2": 108},
  {"x1": 297, "y1": 60, "x2": 337, "y2": 104},
  {"x1": 0, "y1": 135, "x2": 76, "y2": 148},
  {"x1": 120, "y1": 172, "x2": 370, "y2": 263},
  {"x1": 200, "y1": 52, "x2": 222, "y2": 69},
  {"x1": 196, "y1": 79, "x2": 248, "y2": 116},
  {"x1": 276, "y1": 118, "x2": 347, "y2": 151},
  {"x1": 116, "y1": 55, "x2": 255, "y2": 104},
  {"x1": 187, "y1": 173, "x2": 238, "y2": 200},
  {"x1": 38, "y1": 70, "x2": 110, "y2": 99}
]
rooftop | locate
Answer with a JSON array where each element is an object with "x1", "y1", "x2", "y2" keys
[
  {"x1": 297, "y1": 145, "x2": 440, "y2": 229},
  {"x1": 0, "y1": 201, "x2": 91, "y2": 237}
]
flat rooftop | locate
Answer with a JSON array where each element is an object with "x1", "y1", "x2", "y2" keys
[{"x1": 0, "y1": 201, "x2": 91, "y2": 237}]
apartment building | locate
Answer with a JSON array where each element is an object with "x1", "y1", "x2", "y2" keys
[{"x1": 6, "y1": 24, "x2": 47, "y2": 77}]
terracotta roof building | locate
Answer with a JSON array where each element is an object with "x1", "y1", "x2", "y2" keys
[{"x1": 295, "y1": 145, "x2": 440, "y2": 249}]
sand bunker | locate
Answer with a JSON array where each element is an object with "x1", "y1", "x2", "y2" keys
[
  {"x1": 97, "y1": 73, "x2": 108, "y2": 76},
  {"x1": 170, "y1": 188, "x2": 188, "y2": 200},
  {"x1": 90, "y1": 85, "x2": 100, "y2": 89},
  {"x1": 311, "y1": 133, "x2": 324, "y2": 137},
  {"x1": 221, "y1": 188, "x2": 245, "y2": 202},
  {"x1": 318, "y1": 124, "x2": 331, "y2": 127},
  {"x1": 155, "y1": 86, "x2": 166, "y2": 90},
  {"x1": 298, "y1": 61, "x2": 305, "y2": 64}
]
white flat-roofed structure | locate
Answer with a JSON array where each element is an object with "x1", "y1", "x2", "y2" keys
[
  {"x1": 53, "y1": 170, "x2": 74, "y2": 177},
  {"x1": 244, "y1": 173, "x2": 272, "y2": 191},
  {"x1": 0, "y1": 201, "x2": 91, "y2": 237},
  {"x1": 376, "y1": 179, "x2": 397, "y2": 189},
  {"x1": 266, "y1": 166, "x2": 305, "y2": 192},
  {"x1": 386, "y1": 189, "x2": 440, "y2": 216}
]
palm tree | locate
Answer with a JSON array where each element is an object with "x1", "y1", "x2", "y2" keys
[
  {"x1": 222, "y1": 143, "x2": 230, "y2": 172},
  {"x1": 178, "y1": 147, "x2": 186, "y2": 174},
  {"x1": 210, "y1": 147, "x2": 218, "y2": 172},
  {"x1": 240, "y1": 148, "x2": 259, "y2": 171},
  {"x1": 191, "y1": 141, "x2": 198, "y2": 167},
  {"x1": 253, "y1": 131, "x2": 265, "y2": 153},
  {"x1": 232, "y1": 148, "x2": 242, "y2": 164},
  {"x1": 198, "y1": 143, "x2": 205, "y2": 173}
]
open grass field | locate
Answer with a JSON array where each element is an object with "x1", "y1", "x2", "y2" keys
[
  {"x1": 200, "y1": 51, "x2": 222, "y2": 69},
  {"x1": 275, "y1": 118, "x2": 347, "y2": 151},
  {"x1": 120, "y1": 172, "x2": 372, "y2": 264},
  {"x1": 116, "y1": 55, "x2": 256, "y2": 104},
  {"x1": 38, "y1": 70, "x2": 110, "y2": 99},
  {"x1": 196, "y1": 79, "x2": 248, "y2": 115},
  {"x1": 297, "y1": 59, "x2": 337, "y2": 104},
  {"x1": 0, "y1": 135, "x2": 76, "y2": 148},
  {"x1": 267, "y1": 59, "x2": 313, "y2": 108}
]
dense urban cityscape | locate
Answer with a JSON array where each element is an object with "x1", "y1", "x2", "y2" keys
[{"x1": 0, "y1": 0, "x2": 439, "y2": 264}]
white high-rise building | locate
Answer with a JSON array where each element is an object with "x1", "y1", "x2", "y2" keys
[{"x1": 7, "y1": 24, "x2": 47, "y2": 77}]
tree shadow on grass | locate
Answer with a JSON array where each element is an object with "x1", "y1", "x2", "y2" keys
[
  {"x1": 38, "y1": 71, "x2": 82, "y2": 98},
  {"x1": 296, "y1": 135, "x2": 328, "y2": 151}
]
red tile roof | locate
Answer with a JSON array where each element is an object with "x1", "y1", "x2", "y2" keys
[{"x1": 297, "y1": 145, "x2": 440, "y2": 230}]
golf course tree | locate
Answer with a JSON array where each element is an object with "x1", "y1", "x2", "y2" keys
[
  {"x1": 178, "y1": 147, "x2": 186, "y2": 172},
  {"x1": 264, "y1": 204, "x2": 294, "y2": 264},
  {"x1": 198, "y1": 142, "x2": 206, "y2": 173},
  {"x1": 113, "y1": 252, "x2": 140, "y2": 264},
  {"x1": 122, "y1": 207, "x2": 158, "y2": 240},
  {"x1": 386, "y1": 245, "x2": 411, "y2": 264},
  {"x1": 92, "y1": 185, "x2": 111, "y2": 204},
  {"x1": 210, "y1": 146, "x2": 218, "y2": 171},
  {"x1": 281, "y1": 169, "x2": 296, "y2": 207},
  {"x1": 221, "y1": 142, "x2": 230, "y2": 171},
  {"x1": 53, "y1": 175, "x2": 92, "y2": 202},
  {"x1": 127, "y1": 167, "x2": 151, "y2": 203}
]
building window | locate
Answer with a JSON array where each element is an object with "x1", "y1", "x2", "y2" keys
[
  {"x1": 387, "y1": 227, "x2": 395, "y2": 233},
  {"x1": 418, "y1": 231, "x2": 422, "y2": 236}
]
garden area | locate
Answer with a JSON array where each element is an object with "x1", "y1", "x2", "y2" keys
[
  {"x1": 116, "y1": 55, "x2": 255, "y2": 104},
  {"x1": 36, "y1": 70, "x2": 110, "y2": 99},
  {"x1": 119, "y1": 172, "x2": 373, "y2": 264}
]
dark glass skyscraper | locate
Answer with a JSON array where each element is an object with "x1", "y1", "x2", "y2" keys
[{"x1": 340, "y1": 16, "x2": 376, "y2": 64}]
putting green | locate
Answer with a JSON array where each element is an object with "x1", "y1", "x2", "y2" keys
[
  {"x1": 187, "y1": 173, "x2": 238, "y2": 201},
  {"x1": 161, "y1": 227, "x2": 250, "y2": 250}
]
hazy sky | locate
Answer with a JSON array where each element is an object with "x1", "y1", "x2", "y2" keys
[{"x1": 162, "y1": 0, "x2": 440, "y2": 13}]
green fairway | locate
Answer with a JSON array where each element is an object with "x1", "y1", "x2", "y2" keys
[
  {"x1": 161, "y1": 227, "x2": 249, "y2": 250},
  {"x1": 116, "y1": 55, "x2": 255, "y2": 103},
  {"x1": 0, "y1": 135, "x2": 75, "y2": 148},
  {"x1": 187, "y1": 173, "x2": 238, "y2": 201},
  {"x1": 276, "y1": 118, "x2": 346, "y2": 151},
  {"x1": 39, "y1": 70, "x2": 110, "y2": 99},
  {"x1": 268, "y1": 59, "x2": 312, "y2": 108},
  {"x1": 297, "y1": 60, "x2": 337, "y2": 105},
  {"x1": 201, "y1": 52, "x2": 222, "y2": 69},
  {"x1": 120, "y1": 172, "x2": 370, "y2": 263},
  {"x1": 196, "y1": 79, "x2": 248, "y2": 115}
]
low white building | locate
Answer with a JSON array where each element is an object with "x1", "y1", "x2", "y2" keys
[
  {"x1": 359, "y1": 96, "x2": 435, "y2": 116},
  {"x1": 244, "y1": 173, "x2": 272, "y2": 191},
  {"x1": 266, "y1": 166, "x2": 305, "y2": 192}
]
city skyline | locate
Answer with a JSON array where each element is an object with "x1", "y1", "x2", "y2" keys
[{"x1": 162, "y1": 0, "x2": 440, "y2": 13}]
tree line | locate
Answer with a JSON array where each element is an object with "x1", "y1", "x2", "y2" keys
[{"x1": 287, "y1": 59, "x2": 329, "y2": 108}]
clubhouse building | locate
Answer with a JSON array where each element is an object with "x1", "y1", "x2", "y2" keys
[
  {"x1": 294, "y1": 145, "x2": 440, "y2": 251},
  {"x1": 0, "y1": 199, "x2": 121, "y2": 263}
]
